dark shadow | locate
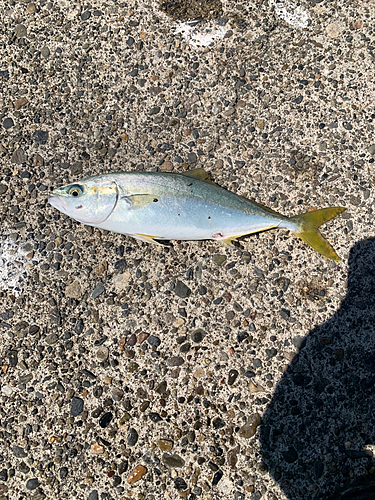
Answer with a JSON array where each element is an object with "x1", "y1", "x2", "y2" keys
[{"x1": 260, "y1": 238, "x2": 375, "y2": 500}]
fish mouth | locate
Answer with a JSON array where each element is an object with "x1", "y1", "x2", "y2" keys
[{"x1": 48, "y1": 195, "x2": 67, "y2": 212}]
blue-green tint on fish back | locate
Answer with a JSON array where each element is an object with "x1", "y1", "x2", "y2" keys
[{"x1": 48, "y1": 169, "x2": 346, "y2": 261}]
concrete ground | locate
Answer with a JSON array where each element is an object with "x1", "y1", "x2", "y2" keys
[{"x1": 0, "y1": 0, "x2": 375, "y2": 499}]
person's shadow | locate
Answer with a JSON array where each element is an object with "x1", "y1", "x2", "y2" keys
[{"x1": 260, "y1": 238, "x2": 375, "y2": 500}]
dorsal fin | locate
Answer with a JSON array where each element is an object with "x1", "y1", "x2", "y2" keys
[{"x1": 181, "y1": 168, "x2": 217, "y2": 185}]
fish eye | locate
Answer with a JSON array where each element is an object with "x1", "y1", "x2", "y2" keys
[{"x1": 68, "y1": 185, "x2": 83, "y2": 198}]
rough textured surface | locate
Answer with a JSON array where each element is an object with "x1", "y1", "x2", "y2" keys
[{"x1": 0, "y1": 1, "x2": 374, "y2": 499}]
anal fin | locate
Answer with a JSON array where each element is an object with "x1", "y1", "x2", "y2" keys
[
  {"x1": 215, "y1": 225, "x2": 279, "y2": 248},
  {"x1": 132, "y1": 233, "x2": 166, "y2": 246},
  {"x1": 219, "y1": 237, "x2": 237, "y2": 248}
]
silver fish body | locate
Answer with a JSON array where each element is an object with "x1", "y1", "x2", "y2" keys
[{"x1": 48, "y1": 169, "x2": 345, "y2": 259}]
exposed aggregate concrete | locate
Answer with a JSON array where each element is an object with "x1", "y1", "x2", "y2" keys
[{"x1": 0, "y1": 0, "x2": 375, "y2": 499}]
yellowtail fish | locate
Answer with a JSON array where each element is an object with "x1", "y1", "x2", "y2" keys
[{"x1": 48, "y1": 169, "x2": 346, "y2": 260}]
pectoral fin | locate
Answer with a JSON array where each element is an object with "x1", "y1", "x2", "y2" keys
[
  {"x1": 132, "y1": 233, "x2": 166, "y2": 246},
  {"x1": 121, "y1": 194, "x2": 159, "y2": 208}
]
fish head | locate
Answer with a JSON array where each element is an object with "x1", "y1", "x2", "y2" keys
[{"x1": 48, "y1": 176, "x2": 118, "y2": 225}]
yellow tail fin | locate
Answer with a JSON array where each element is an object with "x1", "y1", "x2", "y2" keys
[{"x1": 291, "y1": 207, "x2": 346, "y2": 261}]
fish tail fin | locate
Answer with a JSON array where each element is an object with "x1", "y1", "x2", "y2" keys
[{"x1": 290, "y1": 207, "x2": 346, "y2": 261}]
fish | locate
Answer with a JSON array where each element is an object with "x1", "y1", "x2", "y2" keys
[{"x1": 48, "y1": 168, "x2": 346, "y2": 260}]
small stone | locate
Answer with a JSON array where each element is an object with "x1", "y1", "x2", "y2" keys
[
  {"x1": 96, "y1": 346, "x2": 109, "y2": 362},
  {"x1": 127, "y1": 361, "x2": 139, "y2": 373},
  {"x1": 127, "y1": 428, "x2": 138, "y2": 447},
  {"x1": 212, "y1": 254, "x2": 227, "y2": 266},
  {"x1": 113, "y1": 272, "x2": 130, "y2": 292},
  {"x1": 249, "y1": 381, "x2": 264, "y2": 393},
  {"x1": 88, "y1": 491, "x2": 99, "y2": 500},
  {"x1": 15, "y1": 24, "x2": 27, "y2": 37},
  {"x1": 256, "y1": 119, "x2": 265, "y2": 130},
  {"x1": 187, "y1": 152, "x2": 197, "y2": 164},
  {"x1": 70, "y1": 397, "x2": 84, "y2": 417},
  {"x1": 191, "y1": 329, "x2": 205, "y2": 343},
  {"x1": 155, "y1": 381, "x2": 167, "y2": 394},
  {"x1": 94, "y1": 261, "x2": 107, "y2": 277},
  {"x1": 326, "y1": 22, "x2": 340, "y2": 38},
  {"x1": 91, "y1": 442, "x2": 104, "y2": 454},
  {"x1": 99, "y1": 412, "x2": 113, "y2": 428},
  {"x1": 65, "y1": 280, "x2": 82, "y2": 299},
  {"x1": 119, "y1": 413, "x2": 130, "y2": 425},
  {"x1": 127, "y1": 465, "x2": 147, "y2": 484},
  {"x1": 193, "y1": 368, "x2": 205, "y2": 379},
  {"x1": 127, "y1": 334, "x2": 136, "y2": 346},
  {"x1": 3, "y1": 118, "x2": 14, "y2": 130},
  {"x1": 173, "y1": 318, "x2": 185, "y2": 328},
  {"x1": 266, "y1": 348, "x2": 277, "y2": 358},
  {"x1": 32, "y1": 130, "x2": 48, "y2": 144},
  {"x1": 13, "y1": 445, "x2": 27, "y2": 458},
  {"x1": 59, "y1": 467, "x2": 68, "y2": 479},
  {"x1": 292, "y1": 96, "x2": 303, "y2": 104},
  {"x1": 118, "y1": 461, "x2": 128, "y2": 474},
  {"x1": 7, "y1": 350, "x2": 18, "y2": 367},
  {"x1": 174, "y1": 281, "x2": 191, "y2": 298},
  {"x1": 174, "y1": 477, "x2": 188, "y2": 491},
  {"x1": 157, "y1": 439, "x2": 173, "y2": 451},
  {"x1": 167, "y1": 356, "x2": 184, "y2": 367},
  {"x1": 149, "y1": 412, "x2": 162, "y2": 422},
  {"x1": 26, "y1": 3, "x2": 36, "y2": 14},
  {"x1": 91, "y1": 407, "x2": 102, "y2": 418},
  {"x1": 1, "y1": 385, "x2": 12, "y2": 396},
  {"x1": 91, "y1": 282, "x2": 104, "y2": 298},
  {"x1": 11, "y1": 147, "x2": 26, "y2": 164},
  {"x1": 0, "y1": 185, "x2": 8, "y2": 195},
  {"x1": 213, "y1": 418, "x2": 225, "y2": 429},
  {"x1": 228, "y1": 369, "x2": 239, "y2": 385},
  {"x1": 224, "y1": 107, "x2": 235, "y2": 117},
  {"x1": 240, "y1": 413, "x2": 261, "y2": 438},
  {"x1": 160, "y1": 161, "x2": 173, "y2": 171},
  {"x1": 180, "y1": 342, "x2": 190, "y2": 353},
  {"x1": 162, "y1": 453, "x2": 185, "y2": 468},
  {"x1": 212, "y1": 470, "x2": 223, "y2": 486},
  {"x1": 0, "y1": 470, "x2": 8, "y2": 482},
  {"x1": 93, "y1": 386, "x2": 103, "y2": 398},
  {"x1": 112, "y1": 387, "x2": 124, "y2": 401},
  {"x1": 13, "y1": 96, "x2": 29, "y2": 111},
  {"x1": 81, "y1": 11, "x2": 91, "y2": 21},
  {"x1": 41, "y1": 46, "x2": 50, "y2": 59},
  {"x1": 75, "y1": 318, "x2": 84, "y2": 334},
  {"x1": 368, "y1": 144, "x2": 375, "y2": 155},
  {"x1": 126, "y1": 36, "x2": 135, "y2": 47},
  {"x1": 26, "y1": 478, "x2": 40, "y2": 490},
  {"x1": 149, "y1": 106, "x2": 160, "y2": 115},
  {"x1": 147, "y1": 335, "x2": 161, "y2": 347},
  {"x1": 137, "y1": 332, "x2": 149, "y2": 344},
  {"x1": 33, "y1": 153, "x2": 44, "y2": 166},
  {"x1": 227, "y1": 448, "x2": 238, "y2": 468}
]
